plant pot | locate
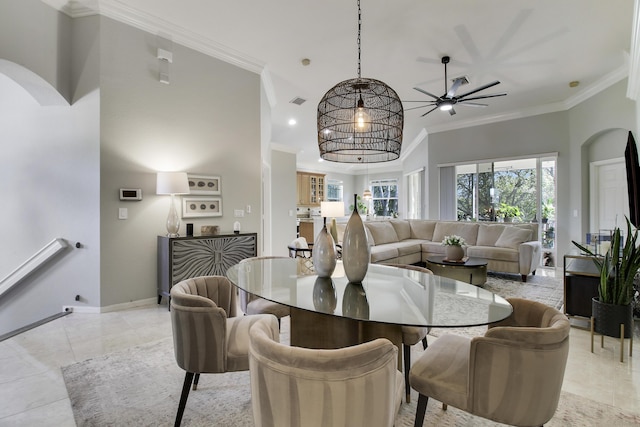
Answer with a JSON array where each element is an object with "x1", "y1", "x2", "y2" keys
[
  {"x1": 592, "y1": 297, "x2": 633, "y2": 338},
  {"x1": 445, "y1": 245, "x2": 464, "y2": 261}
]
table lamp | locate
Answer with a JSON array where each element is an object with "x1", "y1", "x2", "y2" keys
[
  {"x1": 156, "y1": 172, "x2": 190, "y2": 237},
  {"x1": 321, "y1": 201, "x2": 344, "y2": 244}
]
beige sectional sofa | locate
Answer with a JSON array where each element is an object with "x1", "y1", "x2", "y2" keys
[{"x1": 336, "y1": 219, "x2": 542, "y2": 281}]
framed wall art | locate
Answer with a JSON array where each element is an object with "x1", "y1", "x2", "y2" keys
[
  {"x1": 182, "y1": 197, "x2": 223, "y2": 218},
  {"x1": 187, "y1": 174, "x2": 221, "y2": 195}
]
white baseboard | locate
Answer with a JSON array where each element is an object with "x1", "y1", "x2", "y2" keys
[{"x1": 62, "y1": 297, "x2": 159, "y2": 314}]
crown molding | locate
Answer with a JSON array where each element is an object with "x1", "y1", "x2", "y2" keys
[
  {"x1": 98, "y1": 0, "x2": 265, "y2": 75},
  {"x1": 428, "y1": 63, "x2": 629, "y2": 134}
]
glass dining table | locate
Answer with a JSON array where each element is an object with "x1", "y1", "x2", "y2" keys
[{"x1": 226, "y1": 258, "x2": 512, "y2": 353}]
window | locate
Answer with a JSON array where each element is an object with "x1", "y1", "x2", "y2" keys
[
  {"x1": 406, "y1": 169, "x2": 422, "y2": 219},
  {"x1": 327, "y1": 180, "x2": 343, "y2": 202},
  {"x1": 371, "y1": 179, "x2": 398, "y2": 217}
]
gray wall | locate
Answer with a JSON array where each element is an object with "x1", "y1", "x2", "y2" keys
[
  {"x1": 0, "y1": 6, "x2": 100, "y2": 335},
  {"x1": 99, "y1": 17, "x2": 262, "y2": 306},
  {"x1": 270, "y1": 150, "x2": 297, "y2": 256},
  {"x1": 418, "y1": 79, "x2": 638, "y2": 256},
  {"x1": 567, "y1": 79, "x2": 638, "y2": 242}
]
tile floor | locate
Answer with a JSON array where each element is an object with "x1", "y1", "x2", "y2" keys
[{"x1": 0, "y1": 268, "x2": 638, "y2": 426}]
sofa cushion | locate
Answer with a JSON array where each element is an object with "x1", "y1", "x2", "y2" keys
[
  {"x1": 365, "y1": 222, "x2": 399, "y2": 245},
  {"x1": 389, "y1": 220, "x2": 411, "y2": 241},
  {"x1": 421, "y1": 241, "x2": 446, "y2": 255},
  {"x1": 370, "y1": 245, "x2": 399, "y2": 263},
  {"x1": 393, "y1": 240, "x2": 423, "y2": 256},
  {"x1": 477, "y1": 224, "x2": 506, "y2": 247},
  {"x1": 409, "y1": 220, "x2": 438, "y2": 240},
  {"x1": 467, "y1": 246, "x2": 520, "y2": 262},
  {"x1": 512, "y1": 223, "x2": 537, "y2": 241},
  {"x1": 495, "y1": 227, "x2": 532, "y2": 250},
  {"x1": 432, "y1": 222, "x2": 479, "y2": 246}
]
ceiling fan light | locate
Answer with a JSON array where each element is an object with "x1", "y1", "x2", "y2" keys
[{"x1": 439, "y1": 102, "x2": 453, "y2": 111}]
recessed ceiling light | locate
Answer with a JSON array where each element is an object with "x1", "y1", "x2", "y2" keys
[
  {"x1": 301, "y1": 58, "x2": 311, "y2": 66},
  {"x1": 288, "y1": 118, "x2": 297, "y2": 126},
  {"x1": 569, "y1": 81, "x2": 580, "y2": 88}
]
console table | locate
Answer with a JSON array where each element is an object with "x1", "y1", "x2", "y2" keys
[{"x1": 157, "y1": 233, "x2": 257, "y2": 306}]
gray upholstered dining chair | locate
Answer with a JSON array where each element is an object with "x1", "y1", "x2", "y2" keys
[
  {"x1": 248, "y1": 318, "x2": 404, "y2": 427},
  {"x1": 170, "y1": 275, "x2": 279, "y2": 427},
  {"x1": 387, "y1": 263, "x2": 433, "y2": 404},
  {"x1": 238, "y1": 256, "x2": 291, "y2": 326},
  {"x1": 409, "y1": 297, "x2": 570, "y2": 427}
]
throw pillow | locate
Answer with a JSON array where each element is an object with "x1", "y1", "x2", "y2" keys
[{"x1": 495, "y1": 227, "x2": 532, "y2": 250}]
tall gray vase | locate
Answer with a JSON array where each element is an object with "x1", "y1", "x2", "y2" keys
[
  {"x1": 342, "y1": 194, "x2": 370, "y2": 283},
  {"x1": 312, "y1": 219, "x2": 337, "y2": 278}
]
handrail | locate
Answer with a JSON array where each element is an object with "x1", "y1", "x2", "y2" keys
[{"x1": 0, "y1": 238, "x2": 68, "y2": 298}]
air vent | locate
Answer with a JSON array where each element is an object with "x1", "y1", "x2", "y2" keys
[{"x1": 290, "y1": 97, "x2": 307, "y2": 105}]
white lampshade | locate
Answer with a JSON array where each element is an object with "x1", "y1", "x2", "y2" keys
[
  {"x1": 321, "y1": 201, "x2": 344, "y2": 218},
  {"x1": 156, "y1": 172, "x2": 190, "y2": 195}
]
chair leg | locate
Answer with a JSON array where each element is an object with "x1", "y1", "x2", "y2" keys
[
  {"x1": 192, "y1": 373, "x2": 200, "y2": 390},
  {"x1": 422, "y1": 337, "x2": 428, "y2": 350},
  {"x1": 414, "y1": 394, "x2": 429, "y2": 427},
  {"x1": 175, "y1": 372, "x2": 194, "y2": 427},
  {"x1": 403, "y1": 344, "x2": 411, "y2": 403}
]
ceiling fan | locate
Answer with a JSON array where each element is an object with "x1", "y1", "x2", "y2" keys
[{"x1": 405, "y1": 56, "x2": 507, "y2": 116}]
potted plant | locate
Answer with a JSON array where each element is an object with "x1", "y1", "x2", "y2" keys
[
  {"x1": 497, "y1": 203, "x2": 522, "y2": 222},
  {"x1": 542, "y1": 200, "x2": 555, "y2": 223},
  {"x1": 349, "y1": 195, "x2": 368, "y2": 216},
  {"x1": 572, "y1": 216, "x2": 640, "y2": 339},
  {"x1": 441, "y1": 234, "x2": 466, "y2": 261}
]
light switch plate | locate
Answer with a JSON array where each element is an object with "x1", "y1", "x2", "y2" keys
[{"x1": 118, "y1": 208, "x2": 128, "y2": 219}]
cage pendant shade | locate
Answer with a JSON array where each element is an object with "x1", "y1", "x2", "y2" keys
[{"x1": 318, "y1": 77, "x2": 404, "y2": 163}]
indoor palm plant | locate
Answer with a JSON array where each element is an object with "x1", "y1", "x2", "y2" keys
[
  {"x1": 441, "y1": 234, "x2": 466, "y2": 261},
  {"x1": 572, "y1": 216, "x2": 640, "y2": 338}
]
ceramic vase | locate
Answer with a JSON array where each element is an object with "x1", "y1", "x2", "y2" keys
[
  {"x1": 342, "y1": 282, "x2": 370, "y2": 319},
  {"x1": 342, "y1": 194, "x2": 371, "y2": 283},
  {"x1": 445, "y1": 245, "x2": 464, "y2": 261},
  {"x1": 312, "y1": 219, "x2": 337, "y2": 278},
  {"x1": 312, "y1": 277, "x2": 337, "y2": 313}
]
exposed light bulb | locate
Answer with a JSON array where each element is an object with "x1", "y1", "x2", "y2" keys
[{"x1": 354, "y1": 96, "x2": 370, "y2": 131}]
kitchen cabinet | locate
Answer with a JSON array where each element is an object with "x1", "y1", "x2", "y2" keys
[
  {"x1": 297, "y1": 172, "x2": 325, "y2": 206},
  {"x1": 157, "y1": 233, "x2": 257, "y2": 307}
]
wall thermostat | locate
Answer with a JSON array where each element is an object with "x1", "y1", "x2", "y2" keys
[{"x1": 119, "y1": 188, "x2": 142, "y2": 201}]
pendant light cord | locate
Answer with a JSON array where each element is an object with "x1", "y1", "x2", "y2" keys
[{"x1": 357, "y1": 0, "x2": 361, "y2": 79}]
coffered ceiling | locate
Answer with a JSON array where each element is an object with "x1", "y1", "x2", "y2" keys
[{"x1": 46, "y1": 0, "x2": 636, "y2": 172}]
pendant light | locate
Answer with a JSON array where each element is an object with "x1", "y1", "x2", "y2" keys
[{"x1": 317, "y1": 0, "x2": 404, "y2": 164}]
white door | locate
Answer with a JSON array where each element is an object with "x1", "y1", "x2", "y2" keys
[{"x1": 590, "y1": 158, "x2": 628, "y2": 231}]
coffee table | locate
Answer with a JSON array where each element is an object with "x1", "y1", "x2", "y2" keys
[{"x1": 425, "y1": 255, "x2": 488, "y2": 286}]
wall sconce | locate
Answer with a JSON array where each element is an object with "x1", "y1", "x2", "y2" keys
[{"x1": 156, "y1": 172, "x2": 190, "y2": 237}]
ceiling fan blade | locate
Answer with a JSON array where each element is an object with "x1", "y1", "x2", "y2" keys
[
  {"x1": 458, "y1": 93, "x2": 507, "y2": 102},
  {"x1": 413, "y1": 87, "x2": 441, "y2": 100},
  {"x1": 404, "y1": 104, "x2": 437, "y2": 112},
  {"x1": 458, "y1": 101, "x2": 488, "y2": 107},
  {"x1": 455, "y1": 80, "x2": 501, "y2": 99},
  {"x1": 420, "y1": 106, "x2": 439, "y2": 117},
  {"x1": 449, "y1": 108, "x2": 457, "y2": 116},
  {"x1": 446, "y1": 77, "x2": 465, "y2": 98}
]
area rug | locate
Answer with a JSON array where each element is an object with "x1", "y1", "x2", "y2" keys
[
  {"x1": 62, "y1": 334, "x2": 640, "y2": 426},
  {"x1": 429, "y1": 270, "x2": 564, "y2": 338}
]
